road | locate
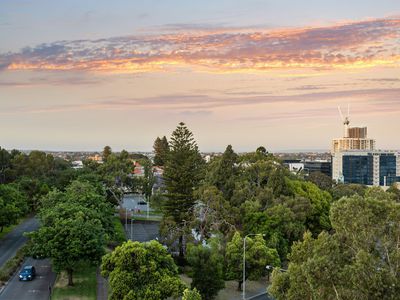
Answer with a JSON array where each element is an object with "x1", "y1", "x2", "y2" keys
[
  {"x1": 0, "y1": 257, "x2": 56, "y2": 300},
  {"x1": 0, "y1": 217, "x2": 39, "y2": 268}
]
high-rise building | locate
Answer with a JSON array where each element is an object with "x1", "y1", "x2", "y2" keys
[
  {"x1": 332, "y1": 150, "x2": 400, "y2": 186},
  {"x1": 331, "y1": 107, "x2": 375, "y2": 153},
  {"x1": 331, "y1": 109, "x2": 400, "y2": 186}
]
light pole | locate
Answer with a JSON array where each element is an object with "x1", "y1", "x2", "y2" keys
[
  {"x1": 243, "y1": 233, "x2": 265, "y2": 300},
  {"x1": 130, "y1": 215, "x2": 133, "y2": 240},
  {"x1": 125, "y1": 208, "x2": 128, "y2": 230},
  {"x1": 146, "y1": 197, "x2": 149, "y2": 220}
]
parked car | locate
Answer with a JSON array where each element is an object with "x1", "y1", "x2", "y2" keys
[{"x1": 19, "y1": 265, "x2": 36, "y2": 281}]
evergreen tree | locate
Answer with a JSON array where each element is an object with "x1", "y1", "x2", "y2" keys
[
  {"x1": 208, "y1": 145, "x2": 238, "y2": 200},
  {"x1": 163, "y1": 122, "x2": 204, "y2": 258},
  {"x1": 102, "y1": 145, "x2": 112, "y2": 162},
  {"x1": 153, "y1": 136, "x2": 169, "y2": 166},
  {"x1": 187, "y1": 240, "x2": 225, "y2": 300}
]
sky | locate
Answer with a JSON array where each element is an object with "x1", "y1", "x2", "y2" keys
[{"x1": 1, "y1": 0, "x2": 399, "y2": 152}]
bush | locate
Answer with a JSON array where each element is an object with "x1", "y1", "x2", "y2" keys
[
  {"x1": 0, "y1": 244, "x2": 28, "y2": 282},
  {"x1": 107, "y1": 217, "x2": 126, "y2": 248}
]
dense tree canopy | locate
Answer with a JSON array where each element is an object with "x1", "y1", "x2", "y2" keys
[
  {"x1": 0, "y1": 184, "x2": 28, "y2": 231},
  {"x1": 269, "y1": 195, "x2": 400, "y2": 300},
  {"x1": 28, "y1": 207, "x2": 105, "y2": 285},
  {"x1": 101, "y1": 240, "x2": 185, "y2": 300},
  {"x1": 28, "y1": 180, "x2": 112, "y2": 285},
  {"x1": 187, "y1": 240, "x2": 225, "y2": 300},
  {"x1": 225, "y1": 232, "x2": 280, "y2": 291}
]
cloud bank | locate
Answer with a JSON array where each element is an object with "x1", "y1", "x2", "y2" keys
[{"x1": 0, "y1": 18, "x2": 399, "y2": 73}]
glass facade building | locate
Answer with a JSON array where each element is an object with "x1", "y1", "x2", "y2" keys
[
  {"x1": 379, "y1": 154, "x2": 399, "y2": 186},
  {"x1": 342, "y1": 154, "x2": 374, "y2": 185}
]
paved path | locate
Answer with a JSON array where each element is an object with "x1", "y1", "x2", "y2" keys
[
  {"x1": 0, "y1": 217, "x2": 39, "y2": 268},
  {"x1": 96, "y1": 267, "x2": 108, "y2": 300},
  {"x1": 0, "y1": 258, "x2": 56, "y2": 300}
]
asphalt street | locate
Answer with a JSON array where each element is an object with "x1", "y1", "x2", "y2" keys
[
  {"x1": 0, "y1": 257, "x2": 56, "y2": 300},
  {"x1": 0, "y1": 217, "x2": 39, "y2": 268}
]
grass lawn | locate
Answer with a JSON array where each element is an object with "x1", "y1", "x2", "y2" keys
[
  {"x1": 52, "y1": 264, "x2": 97, "y2": 300},
  {"x1": 0, "y1": 225, "x2": 17, "y2": 240}
]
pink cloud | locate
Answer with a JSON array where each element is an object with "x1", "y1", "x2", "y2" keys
[{"x1": 0, "y1": 17, "x2": 399, "y2": 73}]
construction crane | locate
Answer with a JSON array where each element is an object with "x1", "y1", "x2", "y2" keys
[{"x1": 338, "y1": 104, "x2": 350, "y2": 138}]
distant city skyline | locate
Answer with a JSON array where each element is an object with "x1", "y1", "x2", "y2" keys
[{"x1": 1, "y1": 0, "x2": 399, "y2": 152}]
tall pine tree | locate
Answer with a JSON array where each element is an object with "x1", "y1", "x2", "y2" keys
[
  {"x1": 153, "y1": 136, "x2": 169, "y2": 166},
  {"x1": 163, "y1": 122, "x2": 204, "y2": 258}
]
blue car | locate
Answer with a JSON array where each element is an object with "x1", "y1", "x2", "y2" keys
[{"x1": 19, "y1": 265, "x2": 36, "y2": 281}]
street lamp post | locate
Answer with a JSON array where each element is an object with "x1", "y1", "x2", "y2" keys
[
  {"x1": 130, "y1": 215, "x2": 133, "y2": 240},
  {"x1": 125, "y1": 208, "x2": 128, "y2": 230},
  {"x1": 243, "y1": 233, "x2": 264, "y2": 300}
]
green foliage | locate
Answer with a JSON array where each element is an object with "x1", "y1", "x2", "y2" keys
[
  {"x1": 28, "y1": 207, "x2": 105, "y2": 285},
  {"x1": 182, "y1": 288, "x2": 202, "y2": 300},
  {"x1": 306, "y1": 171, "x2": 334, "y2": 192},
  {"x1": 288, "y1": 180, "x2": 332, "y2": 234},
  {"x1": 28, "y1": 180, "x2": 112, "y2": 286},
  {"x1": 153, "y1": 136, "x2": 169, "y2": 166},
  {"x1": 0, "y1": 147, "x2": 11, "y2": 184},
  {"x1": 52, "y1": 263, "x2": 97, "y2": 300},
  {"x1": 187, "y1": 240, "x2": 225, "y2": 300},
  {"x1": 101, "y1": 240, "x2": 185, "y2": 300},
  {"x1": 15, "y1": 176, "x2": 50, "y2": 210},
  {"x1": 365, "y1": 186, "x2": 395, "y2": 201},
  {"x1": 269, "y1": 195, "x2": 400, "y2": 300},
  {"x1": 267, "y1": 167, "x2": 292, "y2": 198},
  {"x1": 108, "y1": 216, "x2": 127, "y2": 247},
  {"x1": 0, "y1": 244, "x2": 28, "y2": 282},
  {"x1": 387, "y1": 184, "x2": 400, "y2": 202},
  {"x1": 244, "y1": 196, "x2": 312, "y2": 259},
  {"x1": 225, "y1": 232, "x2": 280, "y2": 290},
  {"x1": 163, "y1": 122, "x2": 204, "y2": 258},
  {"x1": 98, "y1": 152, "x2": 133, "y2": 193},
  {"x1": 331, "y1": 183, "x2": 367, "y2": 200},
  {"x1": 40, "y1": 180, "x2": 114, "y2": 236},
  {"x1": 192, "y1": 185, "x2": 236, "y2": 240},
  {"x1": 163, "y1": 122, "x2": 204, "y2": 224},
  {"x1": 0, "y1": 184, "x2": 28, "y2": 231},
  {"x1": 102, "y1": 145, "x2": 112, "y2": 162},
  {"x1": 206, "y1": 145, "x2": 238, "y2": 200}
]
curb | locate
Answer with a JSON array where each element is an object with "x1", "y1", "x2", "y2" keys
[
  {"x1": 247, "y1": 291, "x2": 270, "y2": 300},
  {"x1": 0, "y1": 257, "x2": 25, "y2": 297}
]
